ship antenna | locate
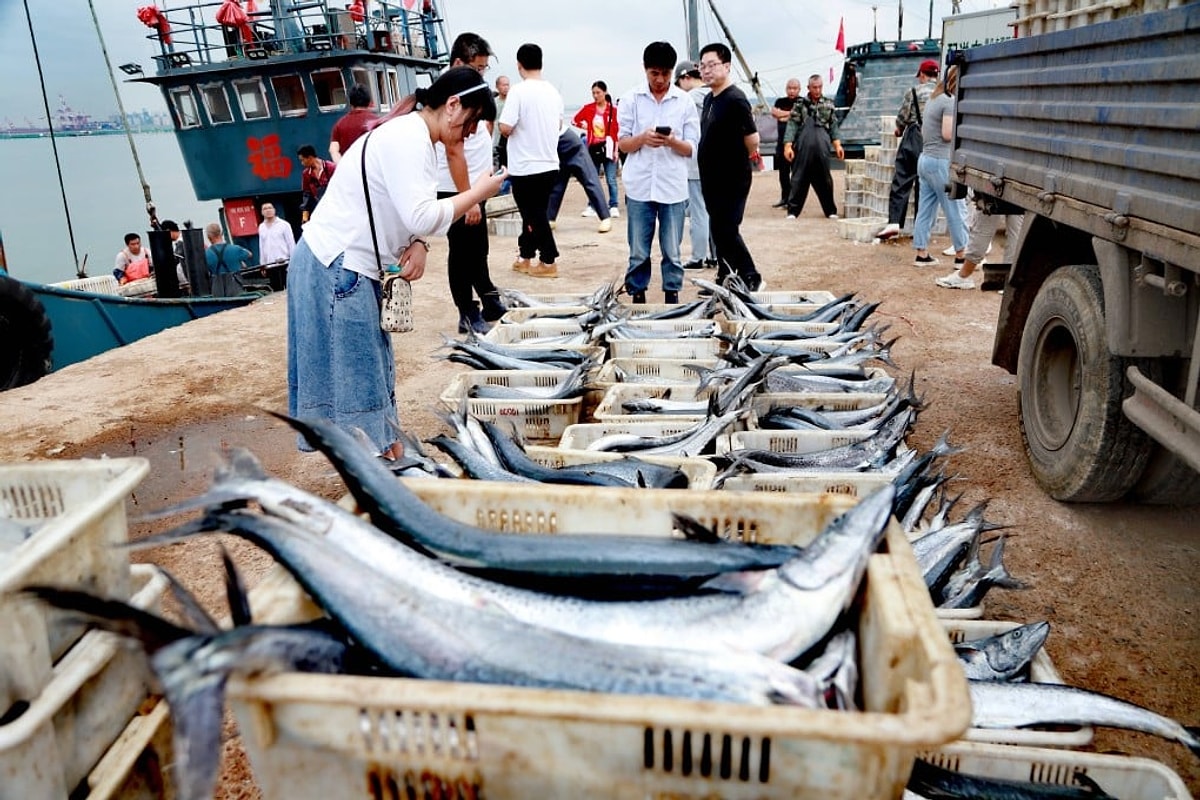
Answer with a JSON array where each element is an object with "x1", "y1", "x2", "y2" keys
[
  {"x1": 87, "y1": 0, "x2": 160, "y2": 234},
  {"x1": 22, "y1": 0, "x2": 84, "y2": 277}
]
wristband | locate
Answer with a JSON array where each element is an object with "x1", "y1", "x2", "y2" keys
[{"x1": 406, "y1": 237, "x2": 430, "y2": 253}]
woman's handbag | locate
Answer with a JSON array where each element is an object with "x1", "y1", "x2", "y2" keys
[{"x1": 361, "y1": 131, "x2": 414, "y2": 334}]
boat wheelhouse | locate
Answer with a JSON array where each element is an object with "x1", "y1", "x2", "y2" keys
[
  {"x1": 132, "y1": 0, "x2": 449, "y2": 255},
  {"x1": 833, "y1": 38, "x2": 942, "y2": 159}
]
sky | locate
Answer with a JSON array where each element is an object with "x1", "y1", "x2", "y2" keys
[{"x1": 1, "y1": 0, "x2": 1010, "y2": 124}]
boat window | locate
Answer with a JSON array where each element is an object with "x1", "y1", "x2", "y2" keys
[
  {"x1": 386, "y1": 69, "x2": 400, "y2": 108},
  {"x1": 373, "y1": 70, "x2": 390, "y2": 112},
  {"x1": 199, "y1": 84, "x2": 234, "y2": 125},
  {"x1": 312, "y1": 69, "x2": 347, "y2": 110},
  {"x1": 234, "y1": 78, "x2": 270, "y2": 120},
  {"x1": 351, "y1": 67, "x2": 376, "y2": 106},
  {"x1": 170, "y1": 87, "x2": 201, "y2": 129},
  {"x1": 270, "y1": 75, "x2": 308, "y2": 117}
]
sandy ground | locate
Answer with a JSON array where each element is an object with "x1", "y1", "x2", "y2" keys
[{"x1": 2, "y1": 171, "x2": 1196, "y2": 797}]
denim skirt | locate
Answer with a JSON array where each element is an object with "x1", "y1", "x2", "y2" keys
[{"x1": 287, "y1": 238, "x2": 399, "y2": 454}]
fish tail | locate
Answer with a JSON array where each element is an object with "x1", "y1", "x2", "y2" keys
[
  {"x1": 1184, "y1": 727, "x2": 1200, "y2": 757},
  {"x1": 24, "y1": 586, "x2": 193, "y2": 651}
]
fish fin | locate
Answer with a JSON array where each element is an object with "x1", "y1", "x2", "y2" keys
[
  {"x1": 672, "y1": 513, "x2": 721, "y2": 543},
  {"x1": 159, "y1": 569, "x2": 222, "y2": 634},
  {"x1": 699, "y1": 569, "x2": 769, "y2": 594},
  {"x1": 125, "y1": 512, "x2": 225, "y2": 551},
  {"x1": 220, "y1": 545, "x2": 253, "y2": 627},
  {"x1": 24, "y1": 586, "x2": 194, "y2": 651},
  {"x1": 159, "y1": 666, "x2": 228, "y2": 800}
]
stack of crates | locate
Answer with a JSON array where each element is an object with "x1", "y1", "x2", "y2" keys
[
  {"x1": 840, "y1": 116, "x2": 946, "y2": 240},
  {"x1": 0, "y1": 458, "x2": 175, "y2": 799}
]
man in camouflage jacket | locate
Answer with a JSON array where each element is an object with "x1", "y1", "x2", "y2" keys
[{"x1": 782, "y1": 74, "x2": 843, "y2": 219}]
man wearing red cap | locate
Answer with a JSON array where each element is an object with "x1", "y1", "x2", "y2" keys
[{"x1": 876, "y1": 58, "x2": 940, "y2": 240}]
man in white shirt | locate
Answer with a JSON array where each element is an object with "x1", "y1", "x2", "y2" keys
[
  {"x1": 498, "y1": 43, "x2": 563, "y2": 278},
  {"x1": 257, "y1": 202, "x2": 295, "y2": 264},
  {"x1": 617, "y1": 41, "x2": 700, "y2": 304}
]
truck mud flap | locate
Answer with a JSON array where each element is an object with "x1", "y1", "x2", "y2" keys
[{"x1": 1123, "y1": 366, "x2": 1200, "y2": 473}]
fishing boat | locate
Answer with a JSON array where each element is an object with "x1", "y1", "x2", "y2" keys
[{"x1": 127, "y1": 0, "x2": 449, "y2": 258}]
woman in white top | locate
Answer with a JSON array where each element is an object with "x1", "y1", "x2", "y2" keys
[{"x1": 288, "y1": 67, "x2": 504, "y2": 458}]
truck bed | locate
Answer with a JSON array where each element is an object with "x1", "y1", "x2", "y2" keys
[{"x1": 951, "y1": 4, "x2": 1200, "y2": 271}]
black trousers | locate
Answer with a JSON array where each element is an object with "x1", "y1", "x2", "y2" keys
[
  {"x1": 775, "y1": 145, "x2": 791, "y2": 202},
  {"x1": 786, "y1": 120, "x2": 838, "y2": 217},
  {"x1": 701, "y1": 170, "x2": 759, "y2": 284},
  {"x1": 510, "y1": 170, "x2": 559, "y2": 264},
  {"x1": 437, "y1": 192, "x2": 498, "y2": 318},
  {"x1": 887, "y1": 128, "x2": 922, "y2": 226}
]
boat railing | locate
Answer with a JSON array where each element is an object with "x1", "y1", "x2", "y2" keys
[{"x1": 141, "y1": 1, "x2": 447, "y2": 72}]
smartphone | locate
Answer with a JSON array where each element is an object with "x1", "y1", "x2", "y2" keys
[{"x1": 654, "y1": 125, "x2": 672, "y2": 136}]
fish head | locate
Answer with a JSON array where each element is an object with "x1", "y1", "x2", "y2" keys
[{"x1": 983, "y1": 620, "x2": 1049, "y2": 678}]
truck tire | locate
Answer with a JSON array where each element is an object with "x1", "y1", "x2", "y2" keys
[
  {"x1": 0, "y1": 275, "x2": 53, "y2": 390},
  {"x1": 1017, "y1": 264, "x2": 1155, "y2": 501},
  {"x1": 1128, "y1": 446, "x2": 1200, "y2": 505}
]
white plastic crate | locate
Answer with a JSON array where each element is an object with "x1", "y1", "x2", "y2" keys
[
  {"x1": 0, "y1": 564, "x2": 167, "y2": 800},
  {"x1": 439, "y1": 371, "x2": 584, "y2": 443},
  {"x1": 749, "y1": 290, "x2": 836, "y2": 304},
  {"x1": 591, "y1": 358, "x2": 721, "y2": 392},
  {"x1": 229, "y1": 485, "x2": 969, "y2": 800},
  {"x1": 482, "y1": 319, "x2": 586, "y2": 344},
  {"x1": 607, "y1": 338, "x2": 724, "y2": 360},
  {"x1": 48, "y1": 276, "x2": 121, "y2": 296},
  {"x1": 918, "y1": 741, "x2": 1191, "y2": 800},
  {"x1": 490, "y1": 216, "x2": 522, "y2": 237},
  {"x1": 610, "y1": 320, "x2": 720, "y2": 338},
  {"x1": 941, "y1": 620, "x2": 1093, "y2": 747},
  {"x1": 721, "y1": 471, "x2": 896, "y2": 496},
  {"x1": 559, "y1": 420, "x2": 737, "y2": 454},
  {"x1": 838, "y1": 216, "x2": 889, "y2": 243},
  {"x1": 522, "y1": 445, "x2": 717, "y2": 490},
  {"x1": 744, "y1": 337, "x2": 846, "y2": 356},
  {"x1": 718, "y1": 319, "x2": 841, "y2": 337},
  {"x1": 510, "y1": 292, "x2": 599, "y2": 305},
  {"x1": 1014, "y1": 0, "x2": 1187, "y2": 37},
  {"x1": 728, "y1": 429, "x2": 876, "y2": 455},
  {"x1": 593, "y1": 385, "x2": 889, "y2": 425},
  {"x1": 0, "y1": 458, "x2": 149, "y2": 711},
  {"x1": 83, "y1": 699, "x2": 175, "y2": 800},
  {"x1": 498, "y1": 306, "x2": 589, "y2": 324}
]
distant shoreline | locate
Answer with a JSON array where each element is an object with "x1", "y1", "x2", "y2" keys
[{"x1": 0, "y1": 128, "x2": 173, "y2": 140}]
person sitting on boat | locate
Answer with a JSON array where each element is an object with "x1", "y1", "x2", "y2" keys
[
  {"x1": 329, "y1": 85, "x2": 377, "y2": 164},
  {"x1": 297, "y1": 145, "x2": 336, "y2": 223},
  {"x1": 113, "y1": 232, "x2": 152, "y2": 285},
  {"x1": 257, "y1": 203, "x2": 295, "y2": 266},
  {"x1": 204, "y1": 223, "x2": 251, "y2": 298},
  {"x1": 160, "y1": 220, "x2": 191, "y2": 295}
]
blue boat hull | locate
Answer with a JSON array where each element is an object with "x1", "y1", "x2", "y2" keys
[{"x1": 21, "y1": 280, "x2": 257, "y2": 372}]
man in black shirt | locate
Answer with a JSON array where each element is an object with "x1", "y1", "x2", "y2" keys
[
  {"x1": 770, "y1": 78, "x2": 801, "y2": 207},
  {"x1": 697, "y1": 42, "x2": 763, "y2": 292}
]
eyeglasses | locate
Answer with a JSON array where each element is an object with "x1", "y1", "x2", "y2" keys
[{"x1": 698, "y1": 60, "x2": 726, "y2": 71}]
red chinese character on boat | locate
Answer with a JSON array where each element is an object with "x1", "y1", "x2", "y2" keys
[{"x1": 248, "y1": 134, "x2": 292, "y2": 180}]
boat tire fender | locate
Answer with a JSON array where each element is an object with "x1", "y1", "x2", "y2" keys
[{"x1": 0, "y1": 275, "x2": 53, "y2": 390}]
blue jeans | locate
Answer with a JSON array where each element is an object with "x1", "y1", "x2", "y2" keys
[
  {"x1": 914, "y1": 153, "x2": 968, "y2": 252},
  {"x1": 287, "y1": 239, "x2": 399, "y2": 454},
  {"x1": 600, "y1": 158, "x2": 619, "y2": 209},
  {"x1": 624, "y1": 198, "x2": 685, "y2": 293},
  {"x1": 686, "y1": 178, "x2": 710, "y2": 261}
]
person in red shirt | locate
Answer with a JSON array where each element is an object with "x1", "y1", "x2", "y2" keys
[
  {"x1": 329, "y1": 84, "x2": 377, "y2": 163},
  {"x1": 297, "y1": 144, "x2": 336, "y2": 222},
  {"x1": 572, "y1": 80, "x2": 620, "y2": 216}
]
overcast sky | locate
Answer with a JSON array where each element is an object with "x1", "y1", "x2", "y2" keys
[{"x1": 1, "y1": 0, "x2": 1006, "y2": 123}]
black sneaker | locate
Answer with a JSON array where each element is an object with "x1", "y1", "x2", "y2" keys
[
  {"x1": 704, "y1": 259, "x2": 719, "y2": 270},
  {"x1": 480, "y1": 290, "x2": 507, "y2": 322},
  {"x1": 664, "y1": 291, "x2": 679, "y2": 304},
  {"x1": 744, "y1": 275, "x2": 763, "y2": 292},
  {"x1": 457, "y1": 309, "x2": 490, "y2": 334},
  {"x1": 682, "y1": 260, "x2": 705, "y2": 270},
  {"x1": 631, "y1": 291, "x2": 646, "y2": 304},
  {"x1": 771, "y1": 200, "x2": 787, "y2": 208}
]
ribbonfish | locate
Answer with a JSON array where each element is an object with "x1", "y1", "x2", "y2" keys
[
  {"x1": 955, "y1": 621, "x2": 1049, "y2": 681},
  {"x1": 906, "y1": 757, "x2": 1117, "y2": 799}
]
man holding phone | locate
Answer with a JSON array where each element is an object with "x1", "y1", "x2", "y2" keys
[{"x1": 617, "y1": 41, "x2": 700, "y2": 304}]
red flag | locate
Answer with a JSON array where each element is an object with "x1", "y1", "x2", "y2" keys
[{"x1": 835, "y1": 17, "x2": 846, "y2": 54}]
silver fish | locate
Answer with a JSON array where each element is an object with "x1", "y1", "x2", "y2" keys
[
  {"x1": 956, "y1": 621, "x2": 1050, "y2": 682},
  {"x1": 586, "y1": 408, "x2": 747, "y2": 458},
  {"x1": 968, "y1": 680, "x2": 1200, "y2": 756}
]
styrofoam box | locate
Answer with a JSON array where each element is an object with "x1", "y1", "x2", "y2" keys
[
  {"x1": 592, "y1": 358, "x2": 722, "y2": 391},
  {"x1": 499, "y1": 306, "x2": 589, "y2": 324},
  {"x1": 559, "y1": 419, "x2": 738, "y2": 454},
  {"x1": 941, "y1": 620, "x2": 1093, "y2": 747},
  {"x1": 482, "y1": 319, "x2": 585, "y2": 344},
  {"x1": 749, "y1": 290, "x2": 837, "y2": 304},
  {"x1": 721, "y1": 471, "x2": 896, "y2": 496},
  {"x1": 0, "y1": 564, "x2": 167, "y2": 800},
  {"x1": 439, "y1": 371, "x2": 584, "y2": 443},
  {"x1": 607, "y1": 338, "x2": 724, "y2": 360},
  {"x1": 83, "y1": 699, "x2": 175, "y2": 800},
  {"x1": 228, "y1": 486, "x2": 970, "y2": 800},
  {"x1": 919, "y1": 741, "x2": 1191, "y2": 800},
  {"x1": 522, "y1": 445, "x2": 717, "y2": 490},
  {"x1": 718, "y1": 319, "x2": 841, "y2": 337},
  {"x1": 0, "y1": 457, "x2": 149, "y2": 711}
]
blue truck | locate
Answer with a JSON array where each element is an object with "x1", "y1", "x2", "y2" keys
[{"x1": 951, "y1": 3, "x2": 1200, "y2": 504}]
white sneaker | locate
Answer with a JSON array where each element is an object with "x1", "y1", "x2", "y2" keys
[
  {"x1": 942, "y1": 245, "x2": 957, "y2": 257},
  {"x1": 609, "y1": 207, "x2": 620, "y2": 218},
  {"x1": 935, "y1": 271, "x2": 976, "y2": 290},
  {"x1": 581, "y1": 206, "x2": 597, "y2": 218},
  {"x1": 549, "y1": 220, "x2": 557, "y2": 230},
  {"x1": 875, "y1": 223, "x2": 901, "y2": 240},
  {"x1": 597, "y1": 218, "x2": 612, "y2": 234},
  {"x1": 827, "y1": 214, "x2": 839, "y2": 220},
  {"x1": 786, "y1": 214, "x2": 797, "y2": 220}
]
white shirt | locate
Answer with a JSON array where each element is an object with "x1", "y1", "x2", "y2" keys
[
  {"x1": 617, "y1": 82, "x2": 700, "y2": 204},
  {"x1": 435, "y1": 122, "x2": 494, "y2": 193},
  {"x1": 257, "y1": 218, "x2": 295, "y2": 263},
  {"x1": 685, "y1": 86, "x2": 710, "y2": 181},
  {"x1": 498, "y1": 78, "x2": 563, "y2": 176},
  {"x1": 302, "y1": 113, "x2": 455, "y2": 280}
]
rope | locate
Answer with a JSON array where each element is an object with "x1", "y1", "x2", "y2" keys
[{"x1": 22, "y1": 0, "x2": 83, "y2": 277}]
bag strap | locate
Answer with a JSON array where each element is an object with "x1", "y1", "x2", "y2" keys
[
  {"x1": 360, "y1": 130, "x2": 385, "y2": 276},
  {"x1": 912, "y1": 88, "x2": 922, "y2": 127},
  {"x1": 214, "y1": 244, "x2": 227, "y2": 270}
]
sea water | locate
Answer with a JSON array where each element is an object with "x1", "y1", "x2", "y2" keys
[{"x1": 0, "y1": 133, "x2": 221, "y2": 285}]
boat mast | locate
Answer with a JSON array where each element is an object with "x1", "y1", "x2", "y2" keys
[
  {"x1": 684, "y1": 0, "x2": 700, "y2": 60},
  {"x1": 22, "y1": 0, "x2": 84, "y2": 277},
  {"x1": 86, "y1": 0, "x2": 160, "y2": 233},
  {"x1": 704, "y1": 0, "x2": 768, "y2": 112}
]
